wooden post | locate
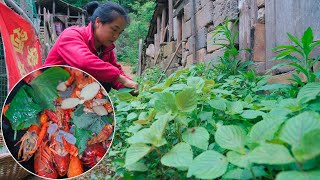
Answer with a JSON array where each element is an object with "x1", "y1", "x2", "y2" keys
[
  {"x1": 138, "y1": 39, "x2": 143, "y2": 76},
  {"x1": 157, "y1": 42, "x2": 182, "y2": 83},
  {"x1": 52, "y1": 0, "x2": 56, "y2": 40},
  {"x1": 65, "y1": 5, "x2": 69, "y2": 28},
  {"x1": 154, "y1": 34, "x2": 159, "y2": 64},
  {"x1": 161, "y1": 7, "x2": 166, "y2": 43},
  {"x1": 82, "y1": 11, "x2": 85, "y2": 26},
  {"x1": 51, "y1": 13, "x2": 56, "y2": 40},
  {"x1": 250, "y1": 0, "x2": 258, "y2": 28},
  {"x1": 43, "y1": 7, "x2": 49, "y2": 56},
  {"x1": 38, "y1": 4, "x2": 41, "y2": 29},
  {"x1": 239, "y1": 0, "x2": 251, "y2": 61},
  {"x1": 177, "y1": 15, "x2": 182, "y2": 44},
  {"x1": 53, "y1": 0, "x2": 55, "y2": 17},
  {"x1": 38, "y1": 5, "x2": 41, "y2": 19},
  {"x1": 190, "y1": 0, "x2": 196, "y2": 63},
  {"x1": 43, "y1": 8, "x2": 47, "y2": 45},
  {"x1": 168, "y1": 0, "x2": 173, "y2": 41},
  {"x1": 265, "y1": 0, "x2": 276, "y2": 70},
  {"x1": 157, "y1": 16, "x2": 161, "y2": 44}
]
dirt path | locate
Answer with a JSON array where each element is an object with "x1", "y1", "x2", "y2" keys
[{"x1": 119, "y1": 62, "x2": 135, "y2": 78}]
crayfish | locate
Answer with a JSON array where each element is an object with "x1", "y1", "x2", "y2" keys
[
  {"x1": 15, "y1": 125, "x2": 40, "y2": 162},
  {"x1": 49, "y1": 136, "x2": 70, "y2": 177},
  {"x1": 34, "y1": 141, "x2": 58, "y2": 179},
  {"x1": 81, "y1": 143, "x2": 106, "y2": 168}
]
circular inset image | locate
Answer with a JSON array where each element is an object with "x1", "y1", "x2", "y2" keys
[{"x1": 1, "y1": 66, "x2": 115, "y2": 179}]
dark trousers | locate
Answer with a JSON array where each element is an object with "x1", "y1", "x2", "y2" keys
[{"x1": 100, "y1": 81, "x2": 112, "y2": 92}]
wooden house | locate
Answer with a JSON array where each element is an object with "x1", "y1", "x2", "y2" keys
[
  {"x1": 36, "y1": 0, "x2": 86, "y2": 56},
  {"x1": 142, "y1": 0, "x2": 320, "y2": 82}
]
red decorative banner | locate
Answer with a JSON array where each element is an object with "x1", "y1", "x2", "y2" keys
[{"x1": 0, "y1": 2, "x2": 42, "y2": 90}]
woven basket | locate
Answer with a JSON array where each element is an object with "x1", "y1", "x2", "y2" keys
[{"x1": 0, "y1": 132, "x2": 30, "y2": 180}]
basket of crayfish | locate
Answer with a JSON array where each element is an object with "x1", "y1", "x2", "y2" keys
[
  {"x1": 0, "y1": 132, "x2": 30, "y2": 180},
  {"x1": 1, "y1": 66, "x2": 115, "y2": 179}
]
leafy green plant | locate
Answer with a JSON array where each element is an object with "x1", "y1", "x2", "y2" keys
[
  {"x1": 272, "y1": 27, "x2": 320, "y2": 85},
  {"x1": 210, "y1": 18, "x2": 252, "y2": 79},
  {"x1": 105, "y1": 64, "x2": 320, "y2": 179},
  {"x1": 115, "y1": 1, "x2": 155, "y2": 65},
  {"x1": 136, "y1": 66, "x2": 167, "y2": 91}
]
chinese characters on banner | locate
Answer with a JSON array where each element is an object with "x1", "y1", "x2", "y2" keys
[{"x1": 0, "y1": 2, "x2": 42, "y2": 90}]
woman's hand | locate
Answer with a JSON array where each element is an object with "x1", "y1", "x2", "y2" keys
[{"x1": 116, "y1": 75, "x2": 138, "y2": 90}]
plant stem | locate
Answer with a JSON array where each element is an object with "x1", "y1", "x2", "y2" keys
[
  {"x1": 267, "y1": 167, "x2": 274, "y2": 180},
  {"x1": 198, "y1": 102, "x2": 205, "y2": 126},
  {"x1": 250, "y1": 166, "x2": 257, "y2": 180},
  {"x1": 155, "y1": 147, "x2": 163, "y2": 178},
  {"x1": 177, "y1": 122, "x2": 181, "y2": 142},
  {"x1": 14, "y1": 130, "x2": 17, "y2": 141}
]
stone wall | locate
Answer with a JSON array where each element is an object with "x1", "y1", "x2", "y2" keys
[{"x1": 144, "y1": 0, "x2": 268, "y2": 76}]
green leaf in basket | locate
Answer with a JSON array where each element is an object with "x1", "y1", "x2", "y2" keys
[
  {"x1": 30, "y1": 67, "x2": 70, "y2": 111},
  {"x1": 75, "y1": 127, "x2": 91, "y2": 155},
  {"x1": 5, "y1": 85, "x2": 41, "y2": 134},
  {"x1": 72, "y1": 105, "x2": 110, "y2": 134}
]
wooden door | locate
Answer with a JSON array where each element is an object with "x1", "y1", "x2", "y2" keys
[{"x1": 265, "y1": 0, "x2": 320, "y2": 69}]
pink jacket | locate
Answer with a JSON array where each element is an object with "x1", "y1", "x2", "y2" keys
[{"x1": 44, "y1": 23, "x2": 129, "y2": 89}]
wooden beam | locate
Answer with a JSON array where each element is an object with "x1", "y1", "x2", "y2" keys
[
  {"x1": 250, "y1": 0, "x2": 258, "y2": 28},
  {"x1": 82, "y1": 12, "x2": 85, "y2": 26},
  {"x1": 157, "y1": 42, "x2": 182, "y2": 83},
  {"x1": 43, "y1": 7, "x2": 49, "y2": 56},
  {"x1": 156, "y1": 15, "x2": 161, "y2": 53},
  {"x1": 154, "y1": 33, "x2": 159, "y2": 64},
  {"x1": 66, "y1": 5, "x2": 70, "y2": 28},
  {"x1": 168, "y1": 0, "x2": 173, "y2": 41},
  {"x1": 161, "y1": 7, "x2": 166, "y2": 43},
  {"x1": 53, "y1": 0, "x2": 55, "y2": 17},
  {"x1": 265, "y1": 0, "x2": 276, "y2": 70},
  {"x1": 157, "y1": 15, "x2": 161, "y2": 40},
  {"x1": 138, "y1": 39, "x2": 143, "y2": 76},
  {"x1": 43, "y1": 7, "x2": 47, "y2": 45},
  {"x1": 177, "y1": 15, "x2": 182, "y2": 44},
  {"x1": 239, "y1": 0, "x2": 251, "y2": 62},
  {"x1": 51, "y1": 13, "x2": 56, "y2": 41},
  {"x1": 38, "y1": 5, "x2": 42, "y2": 28},
  {"x1": 190, "y1": 0, "x2": 196, "y2": 63},
  {"x1": 38, "y1": 5, "x2": 40, "y2": 18}
]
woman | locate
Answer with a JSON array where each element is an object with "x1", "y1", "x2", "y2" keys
[{"x1": 44, "y1": 1, "x2": 138, "y2": 91}]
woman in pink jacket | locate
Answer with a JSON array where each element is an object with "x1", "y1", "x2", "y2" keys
[{"x1": 44, "y1": 1, "x2": 138, "y2": 91}]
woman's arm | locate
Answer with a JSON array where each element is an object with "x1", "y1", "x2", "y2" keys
[{"x1": 105, "y1": 51, "x2": 138, "y2": 89}]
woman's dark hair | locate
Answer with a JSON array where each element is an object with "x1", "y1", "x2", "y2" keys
[{"x1": 84, "y1": 1, "x2": 130, "y2": 27}]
